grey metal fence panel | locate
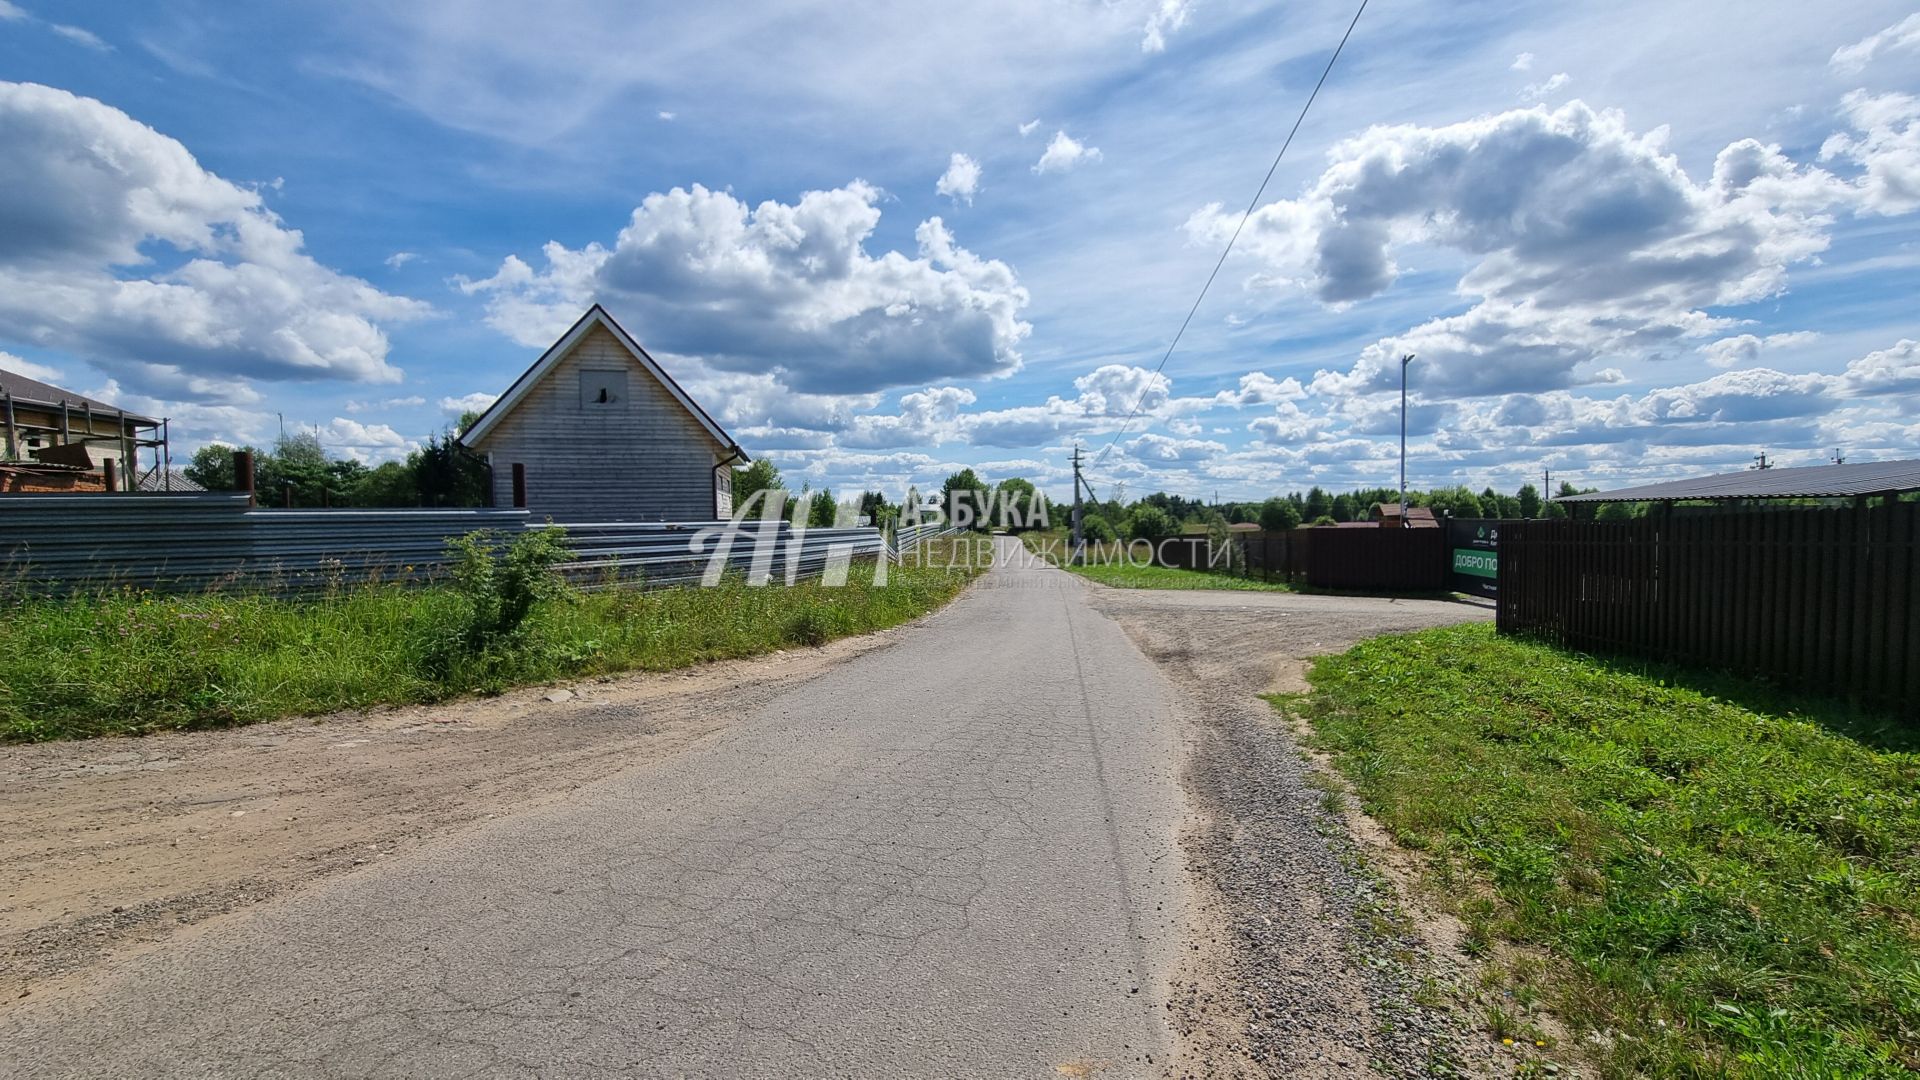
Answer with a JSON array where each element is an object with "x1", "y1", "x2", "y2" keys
[
  {"x1": 890, "y1": 523, "x2": 955, "y2": 556},
  {"x1": 0, "y1": 494, "x2": 890, "y2": 595}
]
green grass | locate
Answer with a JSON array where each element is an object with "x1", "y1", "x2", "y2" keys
[
  {"x1": 0, "y1": 540, "x2": 985, "y2": 742},
  {"x1": 1281, "y1": 623, "x2": 1920, "y2": 1077},
  {"x1": 1066, "y1": 561, "x2": 1293, "y2": 592},
  {"x1": 1016, "y1": 528, "x2": 1291, "y2": 592}
]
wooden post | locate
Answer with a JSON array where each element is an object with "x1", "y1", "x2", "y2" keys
[
  {"x1": 233, "y1": 449, "x2": 255, "y2": 505},
  {"x1": 511, "y1": 462, "x2": 527, "y2": 508},
  {"x1": 102, "y1": 457, "x2": 117, "y2": 493},
  {"x1": 3, "y1": 390, "x2": 15, "y2": 461},
  {"x1": 282, "y1": 483, "x2": 293, "y2": 509}
]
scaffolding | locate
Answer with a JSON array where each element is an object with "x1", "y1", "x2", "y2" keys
[{"x1": 1, "y1": 387, "x2": 173, "y2": 492}]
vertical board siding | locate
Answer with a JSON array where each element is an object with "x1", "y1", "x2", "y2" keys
[
  {"x1": 1497, "y1": 506, "x2": 1918, "y2": 708},
  {"x1": 474, "y1": 325, "x2": 724, "y2": 521},
  {"x1": 1235, "y1": 527, "x2": 1445, "y2": 591}
]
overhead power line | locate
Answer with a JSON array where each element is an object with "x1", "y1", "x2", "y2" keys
[{"x1": 1090, "y1": 0, "x2": 1373, "y2": 470}]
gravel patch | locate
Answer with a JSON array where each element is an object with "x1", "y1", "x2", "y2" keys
[{"x1": 1086, "y1": 584, "x2": 1503, "y2": 1078}]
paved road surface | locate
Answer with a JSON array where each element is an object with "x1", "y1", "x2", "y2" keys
[{"x1": 3, "y1": 539, "x2": 1191, "y2": 1079}]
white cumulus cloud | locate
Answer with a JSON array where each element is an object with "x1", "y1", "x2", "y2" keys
[
  {"x1": 1821, "y1": 90, "x2": 1920, "y2": 214},
  {"x1": 1190, "y1": 101, "x2": 1852, "y2": 400},
  {"x1": 438, "y1": 391, "x2": 499, "y2": 415},
  {"x1": 0, "y1": 82, "x2": 431, "y2": 403},
  {"x1": 1698, "y1": 331, "x2": 1819, "y2": 369},
  {"x1": 936, "y1": 152, "x2": 981, "y2": 204},
  {"x1": 1033, "y1": 130, "x2": 1102, "y2": 174},
  {"x1": 458, "y1": 181, "x2": 1030, "y2": 395},
  {"x1": 1521, "y1": 72, "x2": 1571, "y2": 100}
]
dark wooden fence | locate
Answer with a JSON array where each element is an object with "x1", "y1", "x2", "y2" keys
[
  {"x1": 1304, "y1": 527, "x2": 1446, "y2": 591},
  {"x1": 1497, "y1": 505, "x2": 1919, "y2": 706},
  {"x1": 1237, "y1": 526, "x2": 1448, "y2": 591},
  {"x1": 1155, "y1": 535, "x2": 1232, "y2": 571}
]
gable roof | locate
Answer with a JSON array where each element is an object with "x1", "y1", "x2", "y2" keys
[
  {"x1": 457, "y1": 305, "x2": 745, "y2": 459},
  {"x1": 0, "y1": 367, "x2": 158, "y2": 424}
]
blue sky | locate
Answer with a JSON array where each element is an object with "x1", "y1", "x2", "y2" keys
[{"x1": 2, "y1": 0, "x2": 1917, "y2": 503}]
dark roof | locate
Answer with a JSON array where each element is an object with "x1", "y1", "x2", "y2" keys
[
  {"x1": 1554, "y1": 459, "x2": 1920, "y2": 504},
  {"x1": 0, "y1": 367, "x2": 158, "y2": 424}
]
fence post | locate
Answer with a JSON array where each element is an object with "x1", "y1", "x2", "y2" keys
[
  {"x1": 233, "y1": 449, "x2": 255, "y2": 506},
  {"x1": 102, "y1": 457, "x2": 118, "y2": 493},
  {"x1": 511, "y1": 462, "x2": 527, "y2": 509}
]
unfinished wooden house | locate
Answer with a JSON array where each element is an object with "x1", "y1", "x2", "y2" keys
[
  {"x1": 0, "y1": 367, "x2": 171, "y2": 493},
  {"x1": 457, "y1": 305, "x2": 748, "y2": 521}
]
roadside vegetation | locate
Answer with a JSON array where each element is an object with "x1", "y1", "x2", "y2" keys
[
  {"x1": 1066, "y1": 561, "x2": 1290, "y2": 592},
  {"x1": 1017, "y1": 528, "x2": 1289, "y2": 591},
  {"x1": 1278, "y1": 623, "x2": 1919, "y2": 1077},
  {"x1": 0, "y1": 534, "x2": 986, "y2": 742}
]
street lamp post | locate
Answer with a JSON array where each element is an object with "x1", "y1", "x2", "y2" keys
[{"x1": 1399, "y1": 353, "x2": 1416, "y2": 526}]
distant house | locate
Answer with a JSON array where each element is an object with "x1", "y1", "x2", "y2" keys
[
  {"x1": 1369, "y1": 503, "x2": 1439, "y2": 528},
  {"x1": 457, "y1": 305, "x2": 748, "y2": 521},
  {"x1": 0, "y1": 367, "x2": 168, "y2": 492}
]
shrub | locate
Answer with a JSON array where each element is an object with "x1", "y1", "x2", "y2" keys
[
  {"x1": 1080, "y1": 513, "x2": 1118, "y2": 543},
  {"x1": 446, "y1": 526, "x2": 574, "y2": 649},
  {"x1": 1123, "y1": 505, "x2": 1177, "y2": 544}
]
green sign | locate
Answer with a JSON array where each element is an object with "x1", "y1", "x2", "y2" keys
[{"x1": 1452, "y1": 549, "x2": 1498, "y2": 579}]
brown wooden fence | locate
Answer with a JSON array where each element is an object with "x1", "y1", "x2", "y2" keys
[
  {"x1": 1497, "y1": 505, "x2": 1919, "y2": 706},
  {"x1": 1237, "y1": 526, "x2": 1448, "y2": 591}
]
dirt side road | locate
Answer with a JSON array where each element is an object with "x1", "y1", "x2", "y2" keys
[{"x1": 0, "y1": 629, "x2": 917, "y2": 999}]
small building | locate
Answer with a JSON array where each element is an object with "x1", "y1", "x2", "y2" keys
[
  {"x1": 0, "y1": 367, "x2": 168, "y2": 491},
  {"x1": 1370, "y1": 503, "x2": 1439, "y2": 528},
  {"x1": 458, "y1": 305, "x2": 749, "y2": 521}
]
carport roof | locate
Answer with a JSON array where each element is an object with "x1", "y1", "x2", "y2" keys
[{"x1": 1553, "y1": 459, "x2": 1920, "y2": 504}]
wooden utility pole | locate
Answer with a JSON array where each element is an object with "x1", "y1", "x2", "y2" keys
[{"x1": 1070, "y1": 445, "x2": 1085, "y2": 564}]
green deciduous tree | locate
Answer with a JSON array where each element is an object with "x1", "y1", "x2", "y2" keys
[
  {"x1": 993, "y1": 477, "x2": 1045, "y2": 531},
  {"x1": 1124, "y1": 504, "x2": 1176, "y2": 544},
  {"x1": 941, "y1": 468, "x2": 992, "y2": 531},
  {"x1": 1259, "y1": 497, "x2": 1302, "y2": 532},
  {"x1": 732, "y1": 459, "x2": 786, "y2": 517}
]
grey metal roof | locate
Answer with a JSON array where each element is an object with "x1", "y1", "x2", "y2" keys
[
  {"x1": 0, "y1": 367, "x2": 159, "y2": 424},
  {"x1": 137, "y1": 467, "x2": 206, "y2": 492},
  {"x1": 1554, "y1": 459, "x2": 1920, "y2": 503}
]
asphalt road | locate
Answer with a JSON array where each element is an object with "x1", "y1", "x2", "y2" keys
[{"x1": 2, "y1": 538, "x2": 1193, "y2": 1079}]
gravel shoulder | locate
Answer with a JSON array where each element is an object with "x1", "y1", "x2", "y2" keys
[{"x1": 1081, "y1": 579, "x2": 1499, "y2": 1077}]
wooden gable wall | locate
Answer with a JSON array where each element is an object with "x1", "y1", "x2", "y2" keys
[{"x1": 470, "y1": 325, "x2": 726, "y2": 521}]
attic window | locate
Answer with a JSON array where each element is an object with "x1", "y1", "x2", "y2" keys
[{"x1": 580, "y1": 369, "x2": 628, "y2": 409}]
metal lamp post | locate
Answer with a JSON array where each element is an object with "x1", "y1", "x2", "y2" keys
[{"x1": 1399, "y1": 353, "x2": 1416, "y2": 526}]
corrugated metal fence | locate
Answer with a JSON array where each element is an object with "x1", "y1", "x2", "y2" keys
[
  {"x1": 0, "y1": 494, "x2": 913, "y2": 595},
  {"x1": 1497, "y1": 506, "x2": 1919, "y2": 706}
]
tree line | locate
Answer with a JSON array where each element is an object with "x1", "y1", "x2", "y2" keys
[{"x1": 184, "y1": 415, "x2": 489, "y2": 508}]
